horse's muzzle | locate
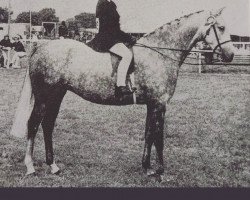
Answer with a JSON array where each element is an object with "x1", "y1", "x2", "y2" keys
[
  {"x1": 222, "y1": 52, "x2": 234, "y2": 62},
  {"x1": 220, "y1": 43, "x2": 235, "y2": 63}
]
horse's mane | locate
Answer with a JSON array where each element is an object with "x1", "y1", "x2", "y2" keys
[{"x1": 143, "y1": 10, "x2": 205, "y2": 38}]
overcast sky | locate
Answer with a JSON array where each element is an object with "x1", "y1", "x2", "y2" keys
[{"x1": 0, "y1": 0, "x2": 249, "y2": 35}]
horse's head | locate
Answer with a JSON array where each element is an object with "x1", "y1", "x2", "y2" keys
[{"x1": 195, "y1": 8, "x2": 234, "y2": 62}]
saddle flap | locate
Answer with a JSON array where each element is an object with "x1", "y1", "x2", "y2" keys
[{"x1": 110, "y1": 53, "x2": 122, "y2": 77}]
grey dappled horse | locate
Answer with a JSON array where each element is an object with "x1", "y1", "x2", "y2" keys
[{"x1": 11, "y1": 8, "x2": 234, "y2": 177}]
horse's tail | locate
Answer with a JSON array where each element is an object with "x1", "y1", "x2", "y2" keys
[{"x1": 10, "y1": 68, "x2": 34, "y2": 138}]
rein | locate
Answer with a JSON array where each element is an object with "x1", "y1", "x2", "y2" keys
[
  {"x1": 135, "y1": 43, "x2": 221, "y2": 54},
  {"x1": 134, "y1": 23, "x2": 232, "y2": 65},
  {"x1": 134, "y1": 43, "x2": 210, "y2": 66}
]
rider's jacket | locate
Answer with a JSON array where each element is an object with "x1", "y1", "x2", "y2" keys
[
  {"x1": 59, "y1": 25, "x2": 68, "y2": 38},
  {"x1": 0, "y1": 39, "x2": 12, "y2": 48},
  {"x1": 88, "y1": 0, "x2": 135, "y2": 52},
  {"x1": 12, "y1": 41, "x2": 25, "y2": 52}
]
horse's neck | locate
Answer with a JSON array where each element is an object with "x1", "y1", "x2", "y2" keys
[{"x1": 137, "y1": 11, "x2": 206, "y2": 56}]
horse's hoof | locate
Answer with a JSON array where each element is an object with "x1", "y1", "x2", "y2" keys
[
  {"x1": 50, "y1": 163, "x2": 60, "y2": 175},
  {"x1": 147, "y1": 169, "x2": 156, "y2": 177},
  {"x1": 53, "y1": 170, "x2": 61, "y2": 175},
  {"x1": 155, "y1": 175, "x2": 164, "y2": 183},
  {"x1": 26, "y1": 170, "x2": 36, "y2": 176},
  {"x1": 26, "y1": 166, "x2": 36, "y2": 176}
]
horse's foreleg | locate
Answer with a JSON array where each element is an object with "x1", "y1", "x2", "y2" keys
[
  {"x1": 41, "y1": 89, "x2": 66, "y2": 175},
  {"x1": 24, "y1": 101, "x2": 46, "y2": 175},
  {"x1": 154, "y1": 108, "x2": 165, "y2": 175},
  {"x1": 142, "y1": 104, "x2": 166, "y2": 177},
  {"x1": 142, "y1": 105, "x2": 155, "y2": 175}
]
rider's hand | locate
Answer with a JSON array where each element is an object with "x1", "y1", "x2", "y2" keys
[{"x1": 131, "y1": 36, "x2": 137, "y2": 45}]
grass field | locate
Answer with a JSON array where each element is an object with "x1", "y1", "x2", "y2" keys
[{"x1": 0, "y1": 68, "x2": 249, "y2": 187}]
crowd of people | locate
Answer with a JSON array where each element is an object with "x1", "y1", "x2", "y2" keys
[
  {"x1": 0, "y1": 35, "x2": 26, "y2": 69},
  {"x1": 0, "y1": 21, "x2": 83, "y2": 69}
]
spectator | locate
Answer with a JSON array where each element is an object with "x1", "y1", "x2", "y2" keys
[
  {"x1": 74, "y1": 27, "x2": 80, "y2": 41},
  {"x1": 0, "y1": 50, "x2": 4, "y2": 68},
  {"x1": 10, "y1": 35, "x2": 26, "y2": 69},
  {"x1": 0, "y1": 35, "x2": 12, "y2": 68},
  {"x1": 58, "y1": 21, "x2": 69, "y2": 39}
]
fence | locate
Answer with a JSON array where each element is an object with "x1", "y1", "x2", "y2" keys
[
  {"x1": 233, "y1": 42, "x2": 250, "y2": 51},
  {"x1": 190, "y1": 42, "x2": 250, "y2": 73},
  {"x1": 232, "y1": 54, "x2": 250, "y2": 64}
]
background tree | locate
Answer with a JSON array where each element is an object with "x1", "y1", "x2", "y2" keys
[
  {"x1": 15, "y1": 8, "x2": 59, "y2": 25},
  {"x1": 74, "y1": 12, "x2": 96, "y2": 28},
  {"x1": 38, "y1": 8, "x2": 59, "y2": 23},
  {"x1": 15, "y1": 11, "x2": 40, "y2": 25},
  {"x1": 0, "y1": 7, "x2": 9, "y2": 23}
]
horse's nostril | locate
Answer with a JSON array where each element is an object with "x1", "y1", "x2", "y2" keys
[
  {"x1": 222, "y1": 53, "x2": 234, "y2": 62},
  {"x1": 230, "y1": 54, "x2": 234, "y2": 61}
]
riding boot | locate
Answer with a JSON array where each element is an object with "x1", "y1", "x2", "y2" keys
[{"x1": 115, "y1": 86, "x2": 133, "y2": 98}]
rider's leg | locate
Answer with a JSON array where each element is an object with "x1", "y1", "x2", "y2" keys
[
  {"x1": 10, "y1": 52, "x2": 18, "y2": 67},
  {"x1": 12, "y1": 52, "x2": 26, "y2": 68},
  {"x1": 2, "y1": 51, "x2": 7, "y2": 67},
  {"x1": 109, "y1": 43, "x2": 133, "y2": 87}
]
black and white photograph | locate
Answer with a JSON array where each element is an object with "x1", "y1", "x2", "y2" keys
[{"x1": 0, "y1": 0, "x2": 249, "y2": 188}]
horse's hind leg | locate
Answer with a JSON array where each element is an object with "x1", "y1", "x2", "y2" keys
[
  {"x1": 41, "y1": 88, "x2": 66, "y2": 174},
  {"x1": 25, "y1": 99, "x2": 46, "y2": 175}
]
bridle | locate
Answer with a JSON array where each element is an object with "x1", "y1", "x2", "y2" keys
[{"x1": 205, "y1": 15, "x2": 232, "y2": 55}]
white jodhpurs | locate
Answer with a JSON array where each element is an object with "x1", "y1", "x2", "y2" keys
[
  {"x1": 109, "y1": 43, "x2": 133, "y2": 87},
  {"x1": 11, "y1": 51, "x2": 26, "y2": 68},
  {"x1": 1, "y1": 51, "x2": 8, "y2": 66}
]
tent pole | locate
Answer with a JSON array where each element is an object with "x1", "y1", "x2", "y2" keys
[
  {"x1": 30, "y1": 10, "x2": 32, "y2": 49},
  {"x1": 7, "y1": 0, "x2": 11, "y2": 35}
]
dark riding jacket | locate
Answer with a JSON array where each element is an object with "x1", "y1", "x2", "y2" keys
[
  {"x1": 0, "y1": 39, "x2": 12, "y2": 48},
  {"x1": 12, "y1": 41, "x2": 25, "y2": 52},
  {"x1": 59, "y1": 25, "x2": 68, "y2": 38},
  {"x1": 88, "y1": 0, "x2": 135, "y2": 52}
]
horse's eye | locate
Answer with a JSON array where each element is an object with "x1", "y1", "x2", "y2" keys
[{"x1": 218, "y1": 26, "x2": 225, "y2": 31}]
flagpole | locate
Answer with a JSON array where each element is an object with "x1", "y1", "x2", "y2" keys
[
  {"x1": 30, "y1": 10, "x2": 32, "y2": 49},
  {"x1": 7, "y1": 0, "x2": 11, "y2": 35}
]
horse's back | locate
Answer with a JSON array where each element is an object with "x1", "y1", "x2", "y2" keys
[{"x1": 31, "y1": 39, "x2": 113, "y2": 76}]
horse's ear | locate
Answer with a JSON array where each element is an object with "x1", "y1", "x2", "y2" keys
[{"x1": 214, "y1": 7, "x2": 226, "y2": 17}]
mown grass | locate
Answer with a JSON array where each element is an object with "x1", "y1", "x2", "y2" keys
[{"x1": 0, "y1": 68, "x2": 249, "y2": 187}]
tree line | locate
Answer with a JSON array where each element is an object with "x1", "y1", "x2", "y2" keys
[{"x1": 0, "y1": 7, "x2": 96, "y2": 29}]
